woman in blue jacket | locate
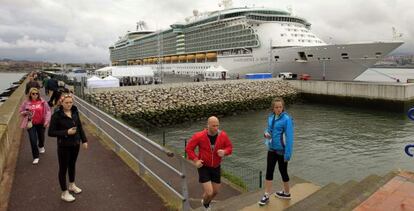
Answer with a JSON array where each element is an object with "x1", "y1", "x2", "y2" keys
[{"x1": 259, "y1": 97, "x2": 294, "y2": 206}]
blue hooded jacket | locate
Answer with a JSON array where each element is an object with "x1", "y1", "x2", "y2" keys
[{"x1": 265, "y1": 112, "x2": 294, "y2": 161}]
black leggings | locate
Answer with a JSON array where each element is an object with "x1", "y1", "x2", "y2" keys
[
  {"x1": 265, "y1": 150, "x2": 289, "y2": 182},
  {"x1": 58, "y1": 145, "x2": 80, "y2": 191},
  {"x1": 27, "y1": 124, "x2": 45, "y2": 159}
]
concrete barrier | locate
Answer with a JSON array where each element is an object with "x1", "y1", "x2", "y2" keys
[
  {"x1": 0, "y1": 77, "x2": 27, "y2": 211},
  {"x1": 288, "y1": 80, "x2": 414, "y2": 111}
]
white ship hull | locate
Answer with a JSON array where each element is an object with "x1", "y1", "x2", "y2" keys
[{"x1": 143, "y1": 41, "x2": 403, "y2": 81}]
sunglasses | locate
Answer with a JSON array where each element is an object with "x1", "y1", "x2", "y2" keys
[{"x1": 31, "y1": 93, "x2": 39, "y2": 95}]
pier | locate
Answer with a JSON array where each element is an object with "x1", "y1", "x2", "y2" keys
[
  {"x1": 287, "y1": 80, "x2": 414, "y2": 111},
  {"x1": 1, "y1": 76, "x2": 414, "y2": 210},
  {"x1": 0, "y1": 77, "x2": 241, "y2": 211}
]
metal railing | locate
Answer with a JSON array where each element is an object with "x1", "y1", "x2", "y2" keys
[{"x1": 74, "y1": 95, "x2": 190, "y2": 210}]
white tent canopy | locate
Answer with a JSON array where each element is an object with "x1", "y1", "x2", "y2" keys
[
  {"x1": 87, "y1": 75, "x2": 119, "y2": 88},
  {"x1": 111, "y1": 66, "x2": 154, "y2": 78},
  {"x1": 95, "y1": 66, "x2": 113, "y2": 78},
  {"x1": 205, "y1": 65, "x2": 229, "y2": 79}
]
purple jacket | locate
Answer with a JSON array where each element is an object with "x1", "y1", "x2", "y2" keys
[{"x1": 19, "y1": 98, "x2": 51, "y2": 129}]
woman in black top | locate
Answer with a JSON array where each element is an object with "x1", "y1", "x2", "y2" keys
[{"x1": 48, "y1": 94, "x2": 88, "y2": 202}]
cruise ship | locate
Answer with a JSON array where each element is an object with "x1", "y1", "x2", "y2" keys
[{"x1": 109, "y1": 1, "x2": 404, "y2": 80}]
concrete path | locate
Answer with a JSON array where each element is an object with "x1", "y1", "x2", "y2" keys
[
  {"x1": 354, "y1": 171, "x2": 414, "y2": 211},
  {"x1": 7, "y1": 125, "x2": 167, "y2": 211}
]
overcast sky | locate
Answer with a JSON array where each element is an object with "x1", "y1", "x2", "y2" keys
[{"x1": 0, "y1": 0, "x2": 412, "y2": 63}]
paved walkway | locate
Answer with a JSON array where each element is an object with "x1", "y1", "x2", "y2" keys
[
  {"x1": 7, "y1": 124, "x2": 167, "y2": 211},
  {"x1": 354, "y1": 171, "x2": 414, "y2": 211}
]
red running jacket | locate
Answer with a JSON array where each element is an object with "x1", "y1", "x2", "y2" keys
[{"x1": 185, "y1": 129, "x2": 233, "y2": 168}]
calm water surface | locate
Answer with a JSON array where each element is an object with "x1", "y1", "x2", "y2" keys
[
  {"x1": 0, "y1": 72, "x2": 25, "y2": 93},
  {"x1": 147, "y1": 103, "x2": 414, "y2": 186}
]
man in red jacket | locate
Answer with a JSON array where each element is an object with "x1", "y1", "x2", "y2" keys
[{"x1": 185, "y1": 116, "x2": 233, "y2": 210}]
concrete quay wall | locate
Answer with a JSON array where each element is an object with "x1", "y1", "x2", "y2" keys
[
  {"x1": 288, "y1": 80, "x2": 414, "y2": 111},
  {"x1": 0, "y1": 78, "x2": 26, "y2": 210}
]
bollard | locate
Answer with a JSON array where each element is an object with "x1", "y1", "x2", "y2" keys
[
  {"x1": 162, "y1": 131, "x2": 166, "y2": 146},
  {"x1": 259, "y1": 171, "x2": 262, "y2": 188},
  {"x1": 184, "y1": 139, "x2": 187, "y2": 158}
]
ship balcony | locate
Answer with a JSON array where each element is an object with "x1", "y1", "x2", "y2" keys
[{"x1": 176, "y1": 43, "x2": 185, "y2": 47}]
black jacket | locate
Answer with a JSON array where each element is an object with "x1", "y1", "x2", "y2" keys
[
  {"x1": 48, "y1": 105, "x2": 87, "y2": 146},
  {"x1": 46, "y1": 78, "x2": 58, "y2": 92},
  {"x1": 25, "y1": 81, "x2": 41, "y2": 94}
]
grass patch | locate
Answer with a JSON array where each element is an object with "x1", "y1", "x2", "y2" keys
[{"x1": 222, "y1": 170, "x2": 248, "y2": 191}]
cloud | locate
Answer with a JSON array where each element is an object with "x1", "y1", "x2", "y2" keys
[{"x1": 0, "y1": 0, "x2": 412, "y2": 62}]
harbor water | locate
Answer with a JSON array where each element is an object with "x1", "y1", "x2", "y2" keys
[
  {"x1": 0, "y1": 72, "x2": 25, "y2": 93},
  {"x1": 147, "y1": 102, "x2": 414, "y2": 187}
]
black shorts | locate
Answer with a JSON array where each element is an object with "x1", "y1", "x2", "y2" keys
[{"x1": 197, "y1": 165, "x2": 221, "y2": 184}]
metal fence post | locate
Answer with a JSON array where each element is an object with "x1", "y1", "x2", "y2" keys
[
  {"x1": 259, "y1": 171, "x2": 263, "y2": 189},
  {"x1": 162, "y1": 131, "x2": 166, "y2": 146},
  {"x1": 179, "y1": 158, "x2": 190, "y2": 211},
  {"x1": 184, "y1": 139, "x2": 187, "y2": 158}
]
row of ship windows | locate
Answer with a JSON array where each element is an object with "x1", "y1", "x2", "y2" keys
[
  {"x1": 112, "y1": 42, "x2": 259, "y2": 59},
  {"x1": 129, "y1": 29, "x2": 252, "y2": 49},
  {"x1": 286, "y1": 39, "x2": 323, "y2": 43},
  {"x1": 186, "y1": 29, "x2": 253, "y2": 43},
  {"x1": 174, "y1": 66, "x2": 210, "y2": 70},
  {"x1": 184, "y1": 23, "x2": 227, "y2": 34},
  {"x1": 186, "y1": 41, "x2": 258, "y2": 52},
  {"x1": 185, "y1": 25, "x2": 245, "y2": 39},
  {"x1": 281, "y1": 23, "x2": 305, "y2": 27},
  {"x1": 281, "y1": 33, "x2": 316, "y2": 38},
  {"x1": 247, "y1": 15, "x2": 307, "y2": 25},
  {"x1": 286, "y1": 28, "x2": 309, "y2": 33},
  {"x1": 128, "y1": 26, "x2": 249, "y2": 48},
  {"x1": 186, "y1": 35, "x2": 257, "y2": 47}
]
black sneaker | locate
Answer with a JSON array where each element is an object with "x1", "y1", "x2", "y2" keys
[
  {"x1": 258, "y1": 194, "x2": 270, "y2": 206},
  {"x1": 275, "y1": 191, "x2": 291, "y2": 199},
  {"x1": 201, "y1": 199, "x2": 211, "y2": 211}
]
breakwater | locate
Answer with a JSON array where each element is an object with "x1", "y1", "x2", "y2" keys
[
  {"x1": 287, "y1": 80, "x2": 414, "y2": 112},
  {"x1": 85, "y1": 79, "x2": 298, "y2": 127}
]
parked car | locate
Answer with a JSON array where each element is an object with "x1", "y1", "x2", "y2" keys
[
  {"x1": 278, "y1": 72, "x2": 297, "y2": 80},
  {"x1": 299, "y1": 74, "x2": 311, "y2": 80}
]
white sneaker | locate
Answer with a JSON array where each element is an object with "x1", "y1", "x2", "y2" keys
[
  {"x1": 32, "y1": 158, "x2": 39, "y2": 165},
  {"x1": 201, "y1": 199, "x2": 211, "y2": 211},
  {"x1": 68, "y1": 183, "x2": 82, "y2": 194},
  {"x1": 61, "y1": 190, "x2": 75, "y2": 202},
  {"x1": 39, "y1": 147, "x2": 45, "y2": 154}
]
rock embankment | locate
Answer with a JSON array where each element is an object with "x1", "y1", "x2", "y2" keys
[{"x1": 85, "y1": 79, "x2": 298, "y2": 127}]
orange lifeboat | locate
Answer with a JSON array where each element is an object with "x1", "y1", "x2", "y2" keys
[
  {"x1": 196, "y1": 53, "x2": 206, "y2": 60},
  {"x1": 171, "y1": 56, "x2": 178, "y2": 62},
  {"x1": 178, "y1": 55, "x2": 186, "y2": 62},
  {"x1": 186, "y1": 54, "x2": 195, "y2": 61},
  {"x1": 164, "y1": 56, "x2": 171, "y2": 62},
  {"x1": 136, "y1": 60, "x2": 142, "y2": 65},
  {"x1": 143, "y1": 58, "x2": 148, "y2": 63},
  {"x1": 206, "y1": 52, "x2": 217, "y2": 60}
]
